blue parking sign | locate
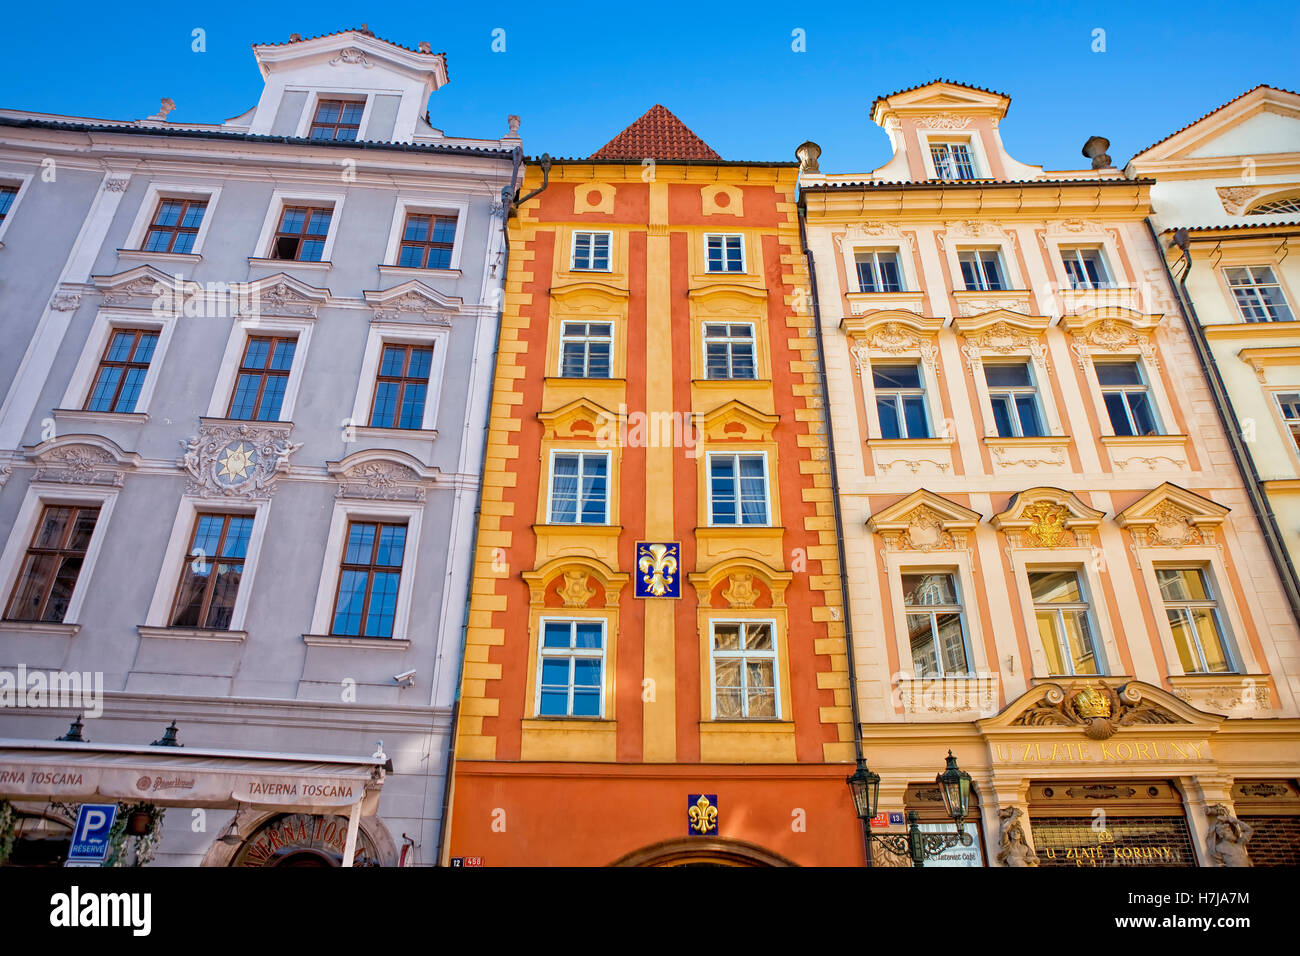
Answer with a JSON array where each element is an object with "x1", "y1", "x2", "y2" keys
[{"x1": 67, "y1": 803, "x2": 117, "y2": 865}]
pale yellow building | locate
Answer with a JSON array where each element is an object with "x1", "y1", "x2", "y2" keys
[{"x1": 799, "y1": 81, "x2": 1300, "y2": 866}]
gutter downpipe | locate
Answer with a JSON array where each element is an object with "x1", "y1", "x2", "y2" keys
[
  {"x1": 1150, "y1": 218, "x2": 1300, "y2": 630},
  {"x1": 435, "y1": 146, "x2": 526, "y2": 866},
  {"x1": 798, "y1": 198, "x2": 871, "y2": 867}
]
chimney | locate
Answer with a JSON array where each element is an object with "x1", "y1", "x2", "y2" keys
[{"x1": 1082, "y1": 136, "x2": 1112, "y2": 169}]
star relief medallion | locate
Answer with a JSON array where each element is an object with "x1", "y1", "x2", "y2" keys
[{"x1": 216, "y1": 441, "x2": 257, "y2": 487}]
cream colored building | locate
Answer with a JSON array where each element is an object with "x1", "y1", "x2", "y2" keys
[{"x1": 799, "y1": 81, "x2": 1300, "y2": 866}]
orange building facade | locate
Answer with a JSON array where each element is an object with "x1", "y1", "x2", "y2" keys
[{"x1": 444, "y1": 107, "x2": 861, "y2": 866}]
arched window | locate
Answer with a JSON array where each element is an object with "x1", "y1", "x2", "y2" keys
[{"x1": 1247, "y1": 194, "x2": 1300, "y2": 216}]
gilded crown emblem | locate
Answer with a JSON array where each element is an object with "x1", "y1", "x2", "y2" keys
[{"x1": 1073, "y1": 685, "x2": 1112, "y2": 720}]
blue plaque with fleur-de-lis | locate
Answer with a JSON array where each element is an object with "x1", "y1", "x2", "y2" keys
[
  {"x1": 635, "y1": 541, "x2": 681, "y2": 599},
  {"x1": 688, "y1": 794, "x2": 719, "y2": 836}
]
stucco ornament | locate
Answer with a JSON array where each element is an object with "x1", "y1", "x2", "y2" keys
[
  {"x1": 335, "y1": 460, "x2": 427, "y2": 502},
  {"x1": 32, "y1": 444, "x2": 125, "y2": 487},
  {"x1": 1146, "y1": 502, "x2": 1203, "y2": 548},
  {"x1": 1204, "y1": 805, "x2": 1253, "y2": 867},
  {"x1": 723, "y1": 573, "x2": 759, "y2": 608},
  {"x1": 0, "y1": 464, "x2": 10, "y2": 489},
  {"x1": 180, "y1": 421, "x2": 300, "y2": 499},
  {"x1": 1022, "y1": 502, "x2": 1070, "y2": 548},
  {"x1": 996, "y1": 807, "x2": 1038, "y2": 867},
  {"x1": 1216, "y1": 186, "x2": 1264, "y2": 215},
  {"x1": 1012, "y1": 682, "x2": 1182, "y2": 740},
  {"x1": 558, "y1": 571, "x2": 596, "y2": 608},
  {"x1": 329, "y1": 48, "x2": 373, "y2": 68}
]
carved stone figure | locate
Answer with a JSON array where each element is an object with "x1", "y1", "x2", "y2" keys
[
  {"x1": 1205, "y1": 805, "x2": 1253, "y2": 867},
  {"x1": 996, "y1": 807, "x2": 1038, "y2": 867}
]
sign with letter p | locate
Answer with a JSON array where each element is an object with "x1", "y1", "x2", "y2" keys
[{"x1": 67, "y1": 803, "x2": 118, "y2": 865}]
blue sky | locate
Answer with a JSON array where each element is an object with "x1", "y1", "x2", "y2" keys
[{"x1": 3, "y1": 1, "x2": 1297, "y2": 172}]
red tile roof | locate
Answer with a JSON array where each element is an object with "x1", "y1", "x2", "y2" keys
[
  {"x1": 252, "y1": 26, "x2": 442, "y2": 57},
  {"x1": 869, "y1": 79, "x2": 1011, "y2": 118},
  {"x1": 590, "y1": 105, "x2": 721, "y2": 161},
  {"x1": 1128, "y1": 84, "x2": 1299, "y2": 162}
]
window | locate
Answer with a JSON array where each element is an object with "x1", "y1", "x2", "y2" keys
[
  {"x1": 0, "y1": 184, "x2": 16, "y2": 224},
  {"x1": 1061, "y1": 247, "x2": 1112, "y2": 290},
  {"x1": 930, "y1": 142, "x2": 975, "y2": 180},
  {"x1": 169, "y1": 514, "x2": 253, "y2": 630},
  {"x1": 710, "y1": 621, "x2": 778, "y2": 719},
  {"x1": 1226, "y1": 266, "x2": 1294, "y2": 322},
  {"x1": 83, "y1": 329, "x2": 158, "y2": 413},
  {"x1": 397, "y1": 213, "x2": 456, "y2": 269},
  {"x1": 874, "y1": 364, "x2": 930, "y2": 439},
  {"x1": 270, "y1": 205, "x2": 332, "y2": 262},
  {"x1": 548, "y1": 452, "x2": 609, "y2": 524},
  {"x1": 141, "y1": 199, "x2": 206, "y2": 255},
  {"x1": 1156, "y1": 568, "x2": 1236, "y2": 673},
  {"x1": 537, "y1": 619, "x2": 605, "y2": 717},
  {"x1": 985, "y1": 363, "x2": 1045, "y2": 438},
  {"x1": 571, "y1": 232, "x2": 611, "y2": 271},
  {"x1": 1276, "y1": 393, "x2": 1300, "y2": 452},
  {"x1": 227, "y1": 336, "x2": 296, "y2": 421},
  {"x1": 330, "y1": 521, "x2": 407, "y2": 638},
  {"x1": 369, "y1": 345, "x2": 433, "y2": 429},
  {"x1": 308, "y1": 99, "x2": 364, "y2": 141},
  {"x1": 1248, "y1": 196, "x2": 1300, "y2": 215},
  {"x1": 902, "y1": 572, "x2": 970, "y2": 677},
  {"x1": 1097, "y1": 361, "x2": 1159, "y2": 436},
  {"x1": 3, "y1": 506, "x2": 99, "y2": 623},
  {"x1": 855, "y1": 250, "x2": 903, "y2": 292},
  {"x1": 958, "y1": 250, "x2": 1006, "y2": 291},
  {"x1": 705, "y1": 234, "x2": 745, "y2": 273},
  {"x1": 1030, "y1": 570, "x2": 1100, "y2": 675},
  {"x1": 708, "y1": 454, "x2": 769, "y2": 526},
  {"x1": 703, "y1": 323, "x2": 756, "y2": 380},
  {"x1": 559, "y1": 322, "x2": 612, "y2": 378}
]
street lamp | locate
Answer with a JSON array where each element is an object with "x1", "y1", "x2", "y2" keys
[
  {"x1": 936, "y1": 749, "x2": 972, "y2": 831},
  {"x1": 848, "y1": 750, "x2": 975, "y2": 867},
  {"x1": 845, "y1": 757, "x2": 881, "y2": 867}
]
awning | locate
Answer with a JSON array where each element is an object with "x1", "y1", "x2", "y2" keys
[{"x1": 0, "y1": 738, "x2": 388, "y2": 816}]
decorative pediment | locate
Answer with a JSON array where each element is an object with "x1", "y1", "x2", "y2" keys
[
  {"x1": 1128, "y1": 86, "x2": 1300, "y2": 166},
  {"x1": 25, "y1": 435, "x2": 141, "y2": 487},
  {"x1": 1061, "y1": 307, "x2": 1163, "y2": 370},
  {"x1": 688, "y1": 283, "x2": 768, "y2": 314},
  {"x1": 91, "y1": 265, "x2": 203, "y2": 311},
  {"x1": 955, "y1": 311, "x2": 1051, "y2": 371},
  {"x1": 867, "y1": 489, "x2": 981, "y2": 552},
  {"x1": 1046, "y1": 218, "x2": 1107, "y2": 236},
  {"x1": 326, "y1": 449, "x2": 438, "y2": 502},
  {"x1": 236, "y1": 272, "x2": 331, "y2": 318},
  {"x1": 179, "y1": 419, "x2": 301, "y2": 500},
  {"x1": 549, "y1": 281, "x2": 628, "y2": 311},
  {"x1": 1115, "y1": 483, "x2": 1229, "y2": 548},
  {"x1": 363, "y1": 280, "x2": 461, "y2": 324},
  {"x1": 537, "y1": 397, "x2": 620, "y2": 442},
  {"x1": 700, "y1": 400, "x2": 779, "y2": 442},
  {"x1": 984, "y1": 680, "x2": 1208, "y2": 738},
  {"x1": 522, "y1": 556, "x2": 629, "y2": 609},
  {"x1": 842, "y1": 310, "x2": 943, "y2": 376},
  {"x1": 991, "y1": 487, "x2": 1104, "y2": 549},
  {"x1": 687, "y1": 557, "x2": 792, "y2": 608},
  {"x1": 834, "y1": 221, "x2": 914, "y2": 251}
]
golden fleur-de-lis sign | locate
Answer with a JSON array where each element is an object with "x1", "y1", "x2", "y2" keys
[
  {"x1": 637, "y1": 542, "x2": 679, "y2": 598},
  {"x1": 688, "y1": 794, "x2": 718, "y2": 834}
]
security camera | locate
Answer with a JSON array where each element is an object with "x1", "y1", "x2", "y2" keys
[{"x1": 393, "y1": 669, "x2": 416, "y2": 688}]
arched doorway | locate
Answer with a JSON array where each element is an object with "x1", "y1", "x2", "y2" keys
[
  {"x1": 228, "y1": 813, "x2": 382, "y2": 867},
  {"x1": 609, "y1": 837, "x2": 797, "y2": 867}
]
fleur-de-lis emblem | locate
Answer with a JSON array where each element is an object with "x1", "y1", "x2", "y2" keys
[
  {"x1": 688, "y1": 794, "x2": 718, "y2": 835},
  {"x1": 638, "y1": 543, "x2": 679, "y2": 597}
]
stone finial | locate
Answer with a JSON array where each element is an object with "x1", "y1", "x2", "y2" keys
[
  {"x1": 508, "y1": 114, "x2": 521, "y2": 135},
  {"x1": 146, "y1": 97, "x2": 177, "y2": 121},
  {"x1": 1082, "y1": 135, "x2": 1112, "y2": 169},
  {"x1": 418, "y1": 41, "x2": 432, "y2": 53},
  {"x1": 795, "y1": 140, "x2": 821, "y2": 174},
  {"x1": 289, "y1": 33, "x2": 302, "y2": 42}
]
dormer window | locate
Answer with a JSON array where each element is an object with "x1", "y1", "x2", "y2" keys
[
  {"x1": 271, "y1": 205, "x2": 333, "y2": 261},
  {"x1": 930, "y1": 142, "x2": 975, "y2": 180},
  {"x1": 309, "y1": 99, "x2": 365, "y2": 142}
]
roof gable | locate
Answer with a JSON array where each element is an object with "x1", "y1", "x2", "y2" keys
[
  {"x1": 590, "y1": 105, "x2": 720, "y2": 161},
  {"x1": 1129, "y1": 86, "x2": 1300, "y2": 165}
]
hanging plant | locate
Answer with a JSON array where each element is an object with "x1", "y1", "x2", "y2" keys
[
  {"x1": 104, "y1": 803, "x2": 165, "y2": 867},
  {"x1": 0, "y1": 800, "x2": 17, "y2": 866}
]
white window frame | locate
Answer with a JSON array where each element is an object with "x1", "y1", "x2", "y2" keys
[
  {"x1": 308, "y1": 499, "x2": 423, "y2": 642},
  {"x1": 1275, "y1": 391, "x2": 1300, "y2": 453},
  {"x1": 381, "y1": 197, "x2": 469, "y2": 272},
  {"x1": 545, "y1": 449, "x2": 611, "y2": 525},
  {"x1": 1224, "y1": 265, "x2": 1295, "y2": 323},
  {"x1": 0, "y1": 483, "x2": 120, "y2": 627},
  {"x1": 348, "y1": 323, "x2": 450, "y2": 436},
  {"x1": 206, "y1": 314, "x2": 314, "y2": 423},
  {"x1": 534, "y1": 616, "x2": 608, "y2": 718},
  {"x1": 1094, "y1": 358, "x2": 1163, "y2": 437},
  {"x1": 704, "y1": 233, "x2": 746, "y2": 274},
  {"x1": 923, "y1": 136, "x2": 982, "y2": 180},
  {"x1": 885, "y1": 552, "x2": 990, "y2": 681},
  {"x1": 702, "y1": 321, "x2": 758, "y2": 380},
  {"x1": 59, "y1": 309, "x2": 180, "y2": 417},
  {"x1": 292, "y1": 90, "x2": 377, "y2": 142},
  {"x1": 871, "y1": 361, "x2": 932, "y2": 439},
  {"x1": 898, "y1": 568, "x2": 973, "y2": 679},
  {"x1": 705, "y1": 451, "x2": 771, "y2": 527},
  {"x1": 1152, "y1": 564, "x2": 1241, "y2": 675},
  {"x1": 570, "y1": 230, "x2": 613, "y2": 272},
  {"x1": 957, "y1": 247, "x2": 1010, "y2": 291},
  {"x1": 251, "y1": 188, "x2": 348, "y2": 265},
  {"x1": 121, "y1": 182, "x2": 223, "y2": 257},
  {"x1": 983, "y1": 360, "x2": 1047, "y2": 438},
  {"x1": 0, "y1": 171, "x2": 36, "y2": 246},
  {"x1": 558, "y1": 320, "x2": 614, "y2": 378},
  {"x1": 143, "y1": 496, "x2": 272, "y2": 632},
  {"x1": 1059, "y1": 245, "x2": 1114, "y2": 290},
  {"x1": 1026, "y1": 567, "x2": 1107, "y2": 677},
  {"x1": 854, "y1": 248, "x2": 905, "y2": 293},
  {"x1": 708, "y1": 618, "x2": 781, "y2": 720}
]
